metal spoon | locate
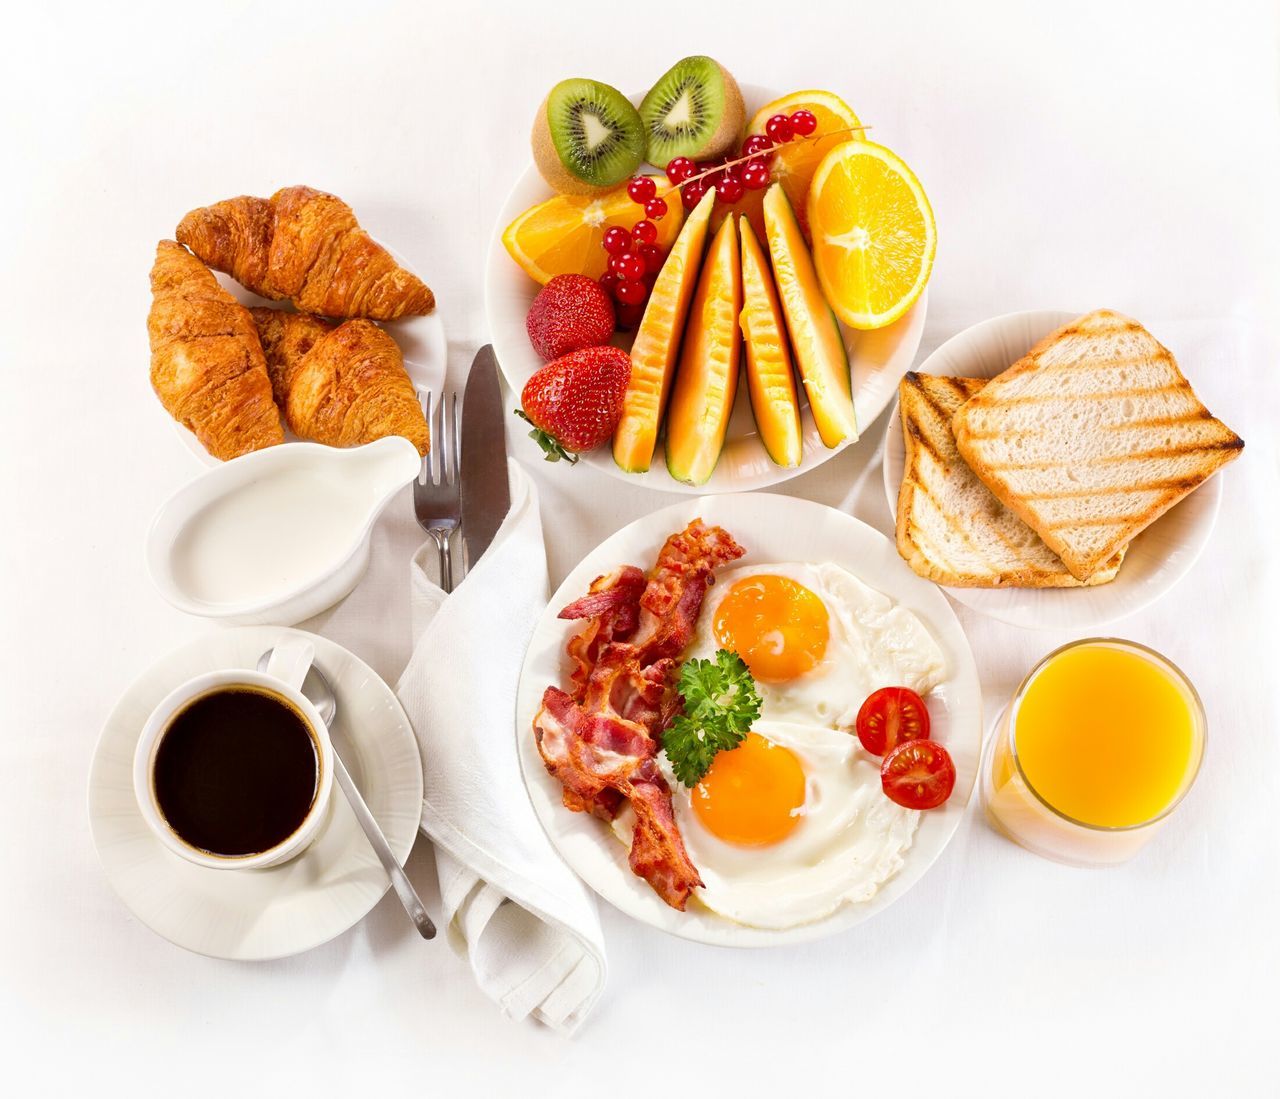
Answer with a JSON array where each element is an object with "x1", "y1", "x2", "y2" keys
[{"x1": 258, "y1": 649, "x2": 436, "y2": 940}]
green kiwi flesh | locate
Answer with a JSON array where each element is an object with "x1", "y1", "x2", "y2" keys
[
  {"x1": 533, "y1": 78, "x2": 644, "y2": 194},
  {"x1": 639, "y1": 56, "x2": 745, "y2": 164}
]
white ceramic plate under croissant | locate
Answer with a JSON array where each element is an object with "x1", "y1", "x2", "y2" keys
[
  {"x1": 169, "y1": 244, "x2": 446, "y2": 465},
  {"x1": 88, "y1": 626, "x2": 423, "y2": 961},
  {"x1": 881, "y1": 310, "x2": 1224, "y2": 631},
  {"x1": 484, "y1": 84, "x2": 928, "y2": 495},
  {"x1": 515, "y1": 493, "x2": 982, "y2": 947}
]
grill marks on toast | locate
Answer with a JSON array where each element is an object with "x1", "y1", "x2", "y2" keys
[
  {"x1": 951, "y1": 309, "x2": 1243, "y2": 580},
  {"x1": 895, "y1": 372, "x2": 1122, "y2": 588}
]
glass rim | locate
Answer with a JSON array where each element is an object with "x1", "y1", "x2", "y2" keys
[{"x1": 1006, "y1": 637, "x2": 1207, "y2": 833}]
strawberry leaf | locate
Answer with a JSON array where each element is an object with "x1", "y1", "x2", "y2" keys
[{"x1": 514, "y1": 409, "x2": 578, "y2": 464}]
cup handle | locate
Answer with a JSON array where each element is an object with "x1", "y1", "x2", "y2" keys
[{"x1": 265, "y1": 636, "x2": 315, "y2": 691}]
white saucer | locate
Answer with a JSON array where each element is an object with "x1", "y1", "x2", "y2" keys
[
  {"x1": 515, "y1": 493, "x2": 983, "y2": 947},
  {"x1": 89, "y1": 626, "x2": 423, "y2": 960},
  {"x1": 882, "y1": 310, "x2": 1224, "y2": 631},
  {"x1": 170, "y1": 244, "x2": 446, "y2": 465},
  {"x1": 483, "y1": 84, "x2": 928, "y2": 494}
]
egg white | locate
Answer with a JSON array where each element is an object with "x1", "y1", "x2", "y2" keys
[
  {"x1": 689, "y1": 562, "x2": 947, "y2": 730},
  {"x1": 613, "y1": 720, "x2": 919, "y2": 929}
]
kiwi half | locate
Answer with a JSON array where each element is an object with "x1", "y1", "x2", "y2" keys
[
  {"x1": 531, "y1": 78, "x2": 645, "y2": 195},
  {"x1": 639, "y1": 56, "x2": 745, "y2": 164}
]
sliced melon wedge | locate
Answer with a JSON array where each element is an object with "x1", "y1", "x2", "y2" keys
[
  {"x1": 612, "y1": 189, "x2": 716, "y2": 473},
  {"x1": 762, "y1": 183, "x2": 856, "y2": 448},
  {"x1": 665, "y1": 214, "x2": 743, "y2": 485},
  {"x1": 738, "y1": 217, "x2": 802, "y2": 467}
]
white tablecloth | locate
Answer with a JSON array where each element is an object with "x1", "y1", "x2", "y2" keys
[{"x1": 3, "y1": 1, "x2": 1277, "y2": 1094}]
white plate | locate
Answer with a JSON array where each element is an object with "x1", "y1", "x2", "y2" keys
[
  {"x1": 483, "y1": 84, "x2": 928, "y2": 494},
  {"x1": 882, "y1": 310, "x2": 1224, "y2": 631},
  {"x1": 515, "y1": 493, "x2": 982, "y2": 947},
  {"x1": 88, "y1": 626, "x2": 423, "y2": 960},
  {"x1": 170, "y1": 244, "x2": 446, "y2": 465}
]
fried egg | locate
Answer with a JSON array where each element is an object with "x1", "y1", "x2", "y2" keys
[
  {"x1": 688, "y1": 562, "x2": 946, "y2": 729},
  {"x1": 613, "y1": 720, "x2": 920, "y2": 928}
]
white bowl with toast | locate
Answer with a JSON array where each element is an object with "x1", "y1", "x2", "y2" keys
[{"x1": 882, "y1": 309, "x2": 1243, "y2": 630}]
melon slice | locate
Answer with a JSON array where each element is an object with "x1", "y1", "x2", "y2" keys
[
  {"x1": 738, "y1": 217, "x2": 802, "y2": 467},
  {"x1": 762, "y1": 183, "x2": 856, "y2": 448},
  {"x1": 612, "y1": 189, "x2": 717, "y2": 473},
  {"x1": 665, "y1": 214, "x2": 743, "y2": 485}
]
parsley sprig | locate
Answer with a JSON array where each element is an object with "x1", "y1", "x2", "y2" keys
[{"x1": 664, "y1": 650, "x2": 763, "y2": 787}]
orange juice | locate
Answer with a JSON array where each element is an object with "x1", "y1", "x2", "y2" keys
[
  {"x1": 984, "y1": 639, "x2": 1205, "y2": 865},
  {"x1": 1014, "y1": 643, "x2": 1198, "y2": 827}
]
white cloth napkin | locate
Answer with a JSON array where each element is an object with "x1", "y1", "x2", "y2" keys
[{"x1": 395, "y1": 460, "x2": 606, "y2": 1036}]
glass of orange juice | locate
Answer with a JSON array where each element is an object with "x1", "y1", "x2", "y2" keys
[{"x1": 982, "y1": 638, "x2": 1205, "y2": 866}]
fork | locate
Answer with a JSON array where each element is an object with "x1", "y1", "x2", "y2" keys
[{"x1": 413, "y1": 390, "x2": 462, "y2": 592}]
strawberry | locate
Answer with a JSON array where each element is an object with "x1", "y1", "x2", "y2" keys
[
  {"x1": 516, "y1": 346, "x2": 631, "y2": 463},
  {"x1": 525, "y1": 274, "x2": 616, "y2": 360}
]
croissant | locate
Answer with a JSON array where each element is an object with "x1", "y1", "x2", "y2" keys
[
  {"x1": 250, "y1": 308, "x2": 429, "y2": 455},
  {"x1": 147, "y1": 241, "x2": 283, "y2": 460},
  {"x1": 176, "y1": 186, "x2": 434, "y2": 320}
]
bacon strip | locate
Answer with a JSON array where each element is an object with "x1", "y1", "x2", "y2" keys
[
  {"x1": 533, "y1": 519, "x2": 744, "y2": 910},
  {"x1": 561, "y1": 566, "x2": 645, "y2": 699}
]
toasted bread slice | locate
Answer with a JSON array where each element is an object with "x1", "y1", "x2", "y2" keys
[
  {"x1": 951, "y1": 310, "x2": 1244, "y2": 581},
  {"x1": 896, "y1": 373, "x2": 1124, "y2": 588}
]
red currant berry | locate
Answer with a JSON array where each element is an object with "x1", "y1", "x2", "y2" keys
[
  {"x1": 665, "y1": 156, "x2": 697, "y2": 184},
  {"x1": 715, "y1": 176, "x2": 745, "y2": 204},
  {"x1": 644, "y1": 197, "x2": 668, "y2": 221},
  {"x1": 615, "y1": 299, "x2": 646, "y2": 330},
  {"x1": 615, "y1": 278, "x2": 647, "y2": 305},
  {"x1": 681, "y1": 179, "x2": 708, "y2": 210},
  {"x1": 741, "y1": 160, "x2": 771, "y2": 190},
  {"x1": 630, "y1": 219, "x2": 657, "y2": 245},
  {"x1": 637, "y1": 243, "x2": 662, "y2": 273},
  {"x1": 602, "y1": 226, "x2": 632, "y2": 256},
  {"x1": 598, "y1": 271, "x2": 621, "y2": 296},
  {"x1": 789, "y1": 109, "x2": 818, "y2": 136},
  {"x1": 608, "y1": 253, "x2": 630, "y2": 276},
  {"x1": 627, "y1": 176, "x2": 657, "y2": 204},
  {"x1": 741, "y1": 134, "x2": 773, "y2": 157},
  {"x1": 765, "y1": 114, "x2": 793, "y2": 143},
  {"x1": 614, "y1": 254, "x2": 646, "y2": 282}
]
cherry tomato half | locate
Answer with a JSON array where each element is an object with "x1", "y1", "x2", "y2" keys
[
  {"x1": 881, "y1": 739, "x2": 956, "y2": 810},
  {"x1": 855, "y1": 687, "x2": 931, "y2": 757}
]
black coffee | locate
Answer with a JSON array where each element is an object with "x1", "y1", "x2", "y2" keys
[{"x1": 153, "y1": 686, "x2": 319, "y2": 857}]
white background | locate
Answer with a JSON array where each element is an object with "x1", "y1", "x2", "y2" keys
[{"x1": 3, "y1": 1, "x2": 1278, "y2": 1094}]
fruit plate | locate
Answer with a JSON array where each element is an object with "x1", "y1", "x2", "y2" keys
[
  {"x1": 514, "y1": 493, "x2": 982, "y2": 946},
  {"x1": 882, "y1": 310, "x2": 1224, "y2": 631},
  {"x1": 169, "y1": 244, "x2": 446, "y2": 466},
  {"x1": 484, "y1": 84, "x2": 928, "y2": 494}
]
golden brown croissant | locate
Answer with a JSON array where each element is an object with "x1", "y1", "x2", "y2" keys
[
  {"x1": 148, "y1": 241, "x2": 283, "y2": 460},
  {"x1": 176, "y1": 186, "x2": 435, "y2": 320},
  {"x1": 250, "y1": 308, "x2": 429, "y2": 455}
]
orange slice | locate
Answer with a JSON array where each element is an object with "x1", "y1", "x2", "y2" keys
[
  {"x1": 744, "y1": 90, "x2": 862, "y2": 240},
  {"x1": 502, "y1": 176, "x2": 683, "y2": 285},
  {"x1": 806, "y1": 140, "x2": 936, "y2": 330}
]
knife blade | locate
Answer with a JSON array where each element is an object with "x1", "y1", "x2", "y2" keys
[{"x1": 459, "y1": 344, "x2": 511, "y2": 572}]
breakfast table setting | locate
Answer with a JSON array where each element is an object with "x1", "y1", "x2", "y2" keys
[{"x1": 3, "y1": 2, "x2": 1279, "y2": 1096}]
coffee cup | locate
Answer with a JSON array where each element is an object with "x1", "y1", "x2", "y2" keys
[{"x1": 132, "y1": 636, "x2": 334, "y2": 870}]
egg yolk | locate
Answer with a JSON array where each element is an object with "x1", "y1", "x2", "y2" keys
[
  {"x1": 692, "y1": 733, "x2": 806, "y2": 846},
  {"x1": 713, "y1": 574, "x2": 829, "y2": 683}
]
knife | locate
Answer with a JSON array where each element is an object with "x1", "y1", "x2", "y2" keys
[{"x1": 459, "y1": 344, "x2": 512, "y2": 574}]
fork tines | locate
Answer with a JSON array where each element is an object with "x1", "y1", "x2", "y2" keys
[{"x1": 420, "y1": 390, "x2": 460, "y2": 487}]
